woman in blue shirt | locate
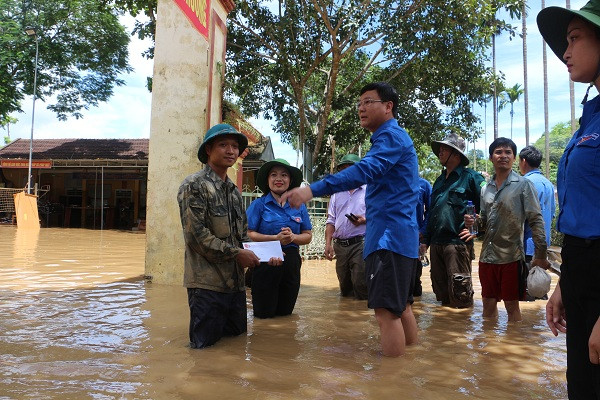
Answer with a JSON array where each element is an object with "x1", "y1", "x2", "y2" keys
[
  {"x1": 246, "y1": 159, "x2": 312, "y2": 318},
  {"x1": 538, "y1": 2, "x2": 600, "y2": 398}
]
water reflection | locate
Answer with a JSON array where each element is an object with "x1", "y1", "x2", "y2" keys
[{"x1": 0, "y1": 226, "x2": 567, "y2": 399}]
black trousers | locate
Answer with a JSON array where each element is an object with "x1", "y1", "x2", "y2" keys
[
  {"x1": 561, "y1": 235, "x2": 600, "y2": 399},
  {"x1": 187, "y1": 288, "x2": 246, "y2": 349},
  {"x1": 251, "y1": 246, "x2": 302, "y2": 319}
]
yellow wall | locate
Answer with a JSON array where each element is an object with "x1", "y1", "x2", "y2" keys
[{"x1": 145, "y1": 0, "x2": 236, "y2": 285}]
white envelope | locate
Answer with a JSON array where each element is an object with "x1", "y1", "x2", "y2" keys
[{"x1": 242, "y1": 241, "x2": 284, "y2": 262}]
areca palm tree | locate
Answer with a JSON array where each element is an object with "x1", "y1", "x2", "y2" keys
[
  {"x1": 522, "y1": 1, "x2": 530, "y2": 145},
  {"x1": 488, "y1": 1, "x2": 524, "y2": 139},
  {"x1": 504, "y1": 83, "x2": 524, "y2": 139}
]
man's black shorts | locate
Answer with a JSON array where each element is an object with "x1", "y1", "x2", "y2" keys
[{"x1": 365, "y1": 249, "x2": 416, "y2": 317}]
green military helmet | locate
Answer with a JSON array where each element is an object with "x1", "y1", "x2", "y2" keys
[
  {"x1": 197, "y1": 123, "x2": 248, "y2": 164},
  {"x1": 256, "y1": 158, "x2": 303, "y2": 194},
  {"x1": 337, "y1": 154, "x2": 361, "y2": 171}
]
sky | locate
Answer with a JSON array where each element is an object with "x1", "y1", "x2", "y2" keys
[{"x1": 4, "y1": 0, "x2": 589, "y2": 168}]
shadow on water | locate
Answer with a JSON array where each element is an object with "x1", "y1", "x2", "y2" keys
[{"x1": 0, "y1": 226, "x2": 567, "y2": 399}]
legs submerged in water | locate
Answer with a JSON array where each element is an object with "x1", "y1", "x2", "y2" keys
[{"x1": 375, "y1": 305, "x2": 418, "y2": 357}]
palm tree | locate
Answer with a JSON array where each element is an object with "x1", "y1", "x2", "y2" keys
[
  {"x1": 493, "y1": 34, "x2": 499, "y2": 140},
  {"x1": 522, "y1": 1, "x2": 530, "y2": 145},
  {"x1": 566, "y1": 0, "x2": 576, "y2": 134},
  {"x1": 504, "y1": 83, "x2": 524, "y2": 139},
  {"x1": 542, "y1": 0, "x2": 550, "y2": 176},
  {"x1": 489, "y1": 1, "x2": 523, "y2": 139}
]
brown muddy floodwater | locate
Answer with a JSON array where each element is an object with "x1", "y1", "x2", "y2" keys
[{"x1": 0, "y1": 226, "x2": 567, "y2": 399}]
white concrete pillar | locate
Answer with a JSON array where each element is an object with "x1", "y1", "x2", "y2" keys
[{"x1": 146, "y1": 0, "x2": 234, "y2": 284}]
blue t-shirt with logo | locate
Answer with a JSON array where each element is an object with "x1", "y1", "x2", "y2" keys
[
  {"x1": 557, "y1": 95, "x2": 600, "y2": 240},
  {"x1": 246, "y1": 192, "x2": 312, "y2": 249}
]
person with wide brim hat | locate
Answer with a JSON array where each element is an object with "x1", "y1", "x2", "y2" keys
[
  {"x1": 431, "y1": 133, "x2": 470, "y2": 166},
  {"x1": 538, "y1": 2, "x2": 600, "y2": 398},
  {"x1": 538, "y1": 0, "x2": 600, "y2": 104},
  {"x1": 197, "y1": 123, "x2": 248, "y2": 164},
  {"x1": 422, "y1": 132, "x2": 484, "y2": 308},
  {"x1": 245, "y1": 158, "x2": 312, "y2": 319},
  {"x1": 177, "y1": 123, "x2": 261, "y2": 350},
  {"x1": 256, "y1": 159, "x2": 303, "y2": 194}
]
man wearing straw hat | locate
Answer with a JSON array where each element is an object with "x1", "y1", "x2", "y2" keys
[{"x1": 421, "y1": 133, "x2": 485, "y2": 308}]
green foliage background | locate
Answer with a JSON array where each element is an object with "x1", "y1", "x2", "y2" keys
[{"x1": 0, "y1": 0, "x2": 132, "y2": 122}]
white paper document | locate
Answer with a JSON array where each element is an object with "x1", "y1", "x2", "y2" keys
[{"x1": 242, "y1": 241, "x2": 284, "y2": 262}]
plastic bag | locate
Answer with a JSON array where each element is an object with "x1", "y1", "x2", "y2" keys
[{"x1": 527, "y1": 266, "x2": 551, "y2": 298}]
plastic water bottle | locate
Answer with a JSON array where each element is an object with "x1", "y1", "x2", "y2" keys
[{"x1": 466, "y1": 200, "x2": 477, "y2": 235}]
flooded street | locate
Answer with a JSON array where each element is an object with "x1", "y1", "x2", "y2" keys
[{"x1": 0, "y1": 226, "x2": 567, "y2": 399}]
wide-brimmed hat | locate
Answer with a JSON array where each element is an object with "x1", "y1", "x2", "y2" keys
[
  {"x1": 256, "y1": 158, "x2": 303, "y2": 193},
  {"x1": 337, "y1": 154, "x2": 361, "y2": 171},
  {"x1": 537, "y1": 0, "x2": 600, "y2": 64},
  {"x1": 431, "y1": 133, "x2": 470, "y2": 166},
  {"x1": 197, "y1": 123, "x2": 248, "y2": 163}
]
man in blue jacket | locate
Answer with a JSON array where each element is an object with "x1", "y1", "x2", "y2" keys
[{"x1": 283, "y1": 82, "x2": 419, "y2": 357}]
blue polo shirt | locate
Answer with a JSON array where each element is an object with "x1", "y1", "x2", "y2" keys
[
  {"x1": 310, "y1": 118, "x2": 419, "y2": 259},
  {"x1": 246, "y1": 192, "x2": 312, "y2": 249},
  {"x1": 523, "y1": 169, "x2": 555, "y2": 256},
  {"x1": 557, "y1": 95, "x2": 600, "y2": 240}
]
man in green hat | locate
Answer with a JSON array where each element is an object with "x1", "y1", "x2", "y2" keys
[
  {"x1": 324, "y1": 154, "x2": 368, "y2": 300},
  {"x1": 177, "y1": 123, "x2": 264, "y2": 349},
  {"x1": 538, "y1": 1, "x2": 600, "y2": 397},
  {"x1": 420, "y1": 133, "x2": 484, "y2": 308}
]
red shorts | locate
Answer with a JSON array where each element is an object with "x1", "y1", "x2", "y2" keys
[{"x1": 479, "y1": 261, "x2": 524, "y2": 301}]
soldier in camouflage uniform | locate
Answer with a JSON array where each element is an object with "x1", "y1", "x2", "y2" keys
[{"x1": 178, "y1": 124, "x2": 264, "y2": 349}]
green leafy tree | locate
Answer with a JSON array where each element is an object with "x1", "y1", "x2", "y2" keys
[
  {"x1": 226, "y1": 0, "x2": 524, "y2": 177},
  {"x1": 1, "y1": 115, "x2": 17, "y2": 144},
  {"x1": 0, "y1": 0, "x2": 132, "y2": 121},
  {"x1": 109, "y1": 0, "x2": 156, "y2": 59},
  {"x1": 533, "y1": 121, "x2": 574, "y2": 185}
]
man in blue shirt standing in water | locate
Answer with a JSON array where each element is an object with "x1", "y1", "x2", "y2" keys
[{"x1": 283, "y1": 82, "x2": 420, "y2": 357}]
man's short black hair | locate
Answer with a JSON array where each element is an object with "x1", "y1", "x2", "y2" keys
[
  {"x1": 489, "y1": 137, "x2": 517, "y2": 157},
  {"x1": 360, "y1": 82, "x2": 399, "y2": 119},
  {"x1": 519, "y1": 145, "x2": 542, "y2": 168}
]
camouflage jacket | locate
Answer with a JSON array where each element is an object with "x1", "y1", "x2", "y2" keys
[{"x1": 177, "y1": 165, "x2": 248, "y2": 292}]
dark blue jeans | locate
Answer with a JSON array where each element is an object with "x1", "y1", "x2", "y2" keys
[{"x1": 187, "y1": 288, "x2": 246, "y2": 349}]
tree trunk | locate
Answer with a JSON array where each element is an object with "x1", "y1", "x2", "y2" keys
[
  {"x1": 543, "y1": 0, "x2": 550, "y2": 177},
  {"x1": 566, "y1": 0, "x2": 577, "y2": 134},
  {"x1": 493, "y1": 34, "x2": 498, "y2": 140},
  {"x1": 522, "y1": 2, "x2": 530, "y2": 145}
]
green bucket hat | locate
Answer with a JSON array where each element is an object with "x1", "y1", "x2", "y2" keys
[
  {"x1": 537, "y1": 0, "x2": 600, "y2": 64},
  {"x1": 256, "y1": 158, "x2": 303, "y2": 194},
  {"x1": 197, "y1": 123, "x2": 248, "y2": 164},
  {"x1": 337, "y1": 154, "x2": 361, "y2": 171}
]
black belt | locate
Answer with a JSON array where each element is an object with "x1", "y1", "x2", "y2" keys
[
  {"x1": 334, "y1": 235, "x2": 364, "y2": 247},
  {"x1": 564, "y1": 234, "x2": 600, "y2": 248}
]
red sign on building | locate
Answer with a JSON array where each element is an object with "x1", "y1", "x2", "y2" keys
[
  {"x1": 1, "y1": 159, "x2": 52, "y2": 169},
  {"x1": 174, "y1": 0, "x2": 211, "y2": 38}
]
